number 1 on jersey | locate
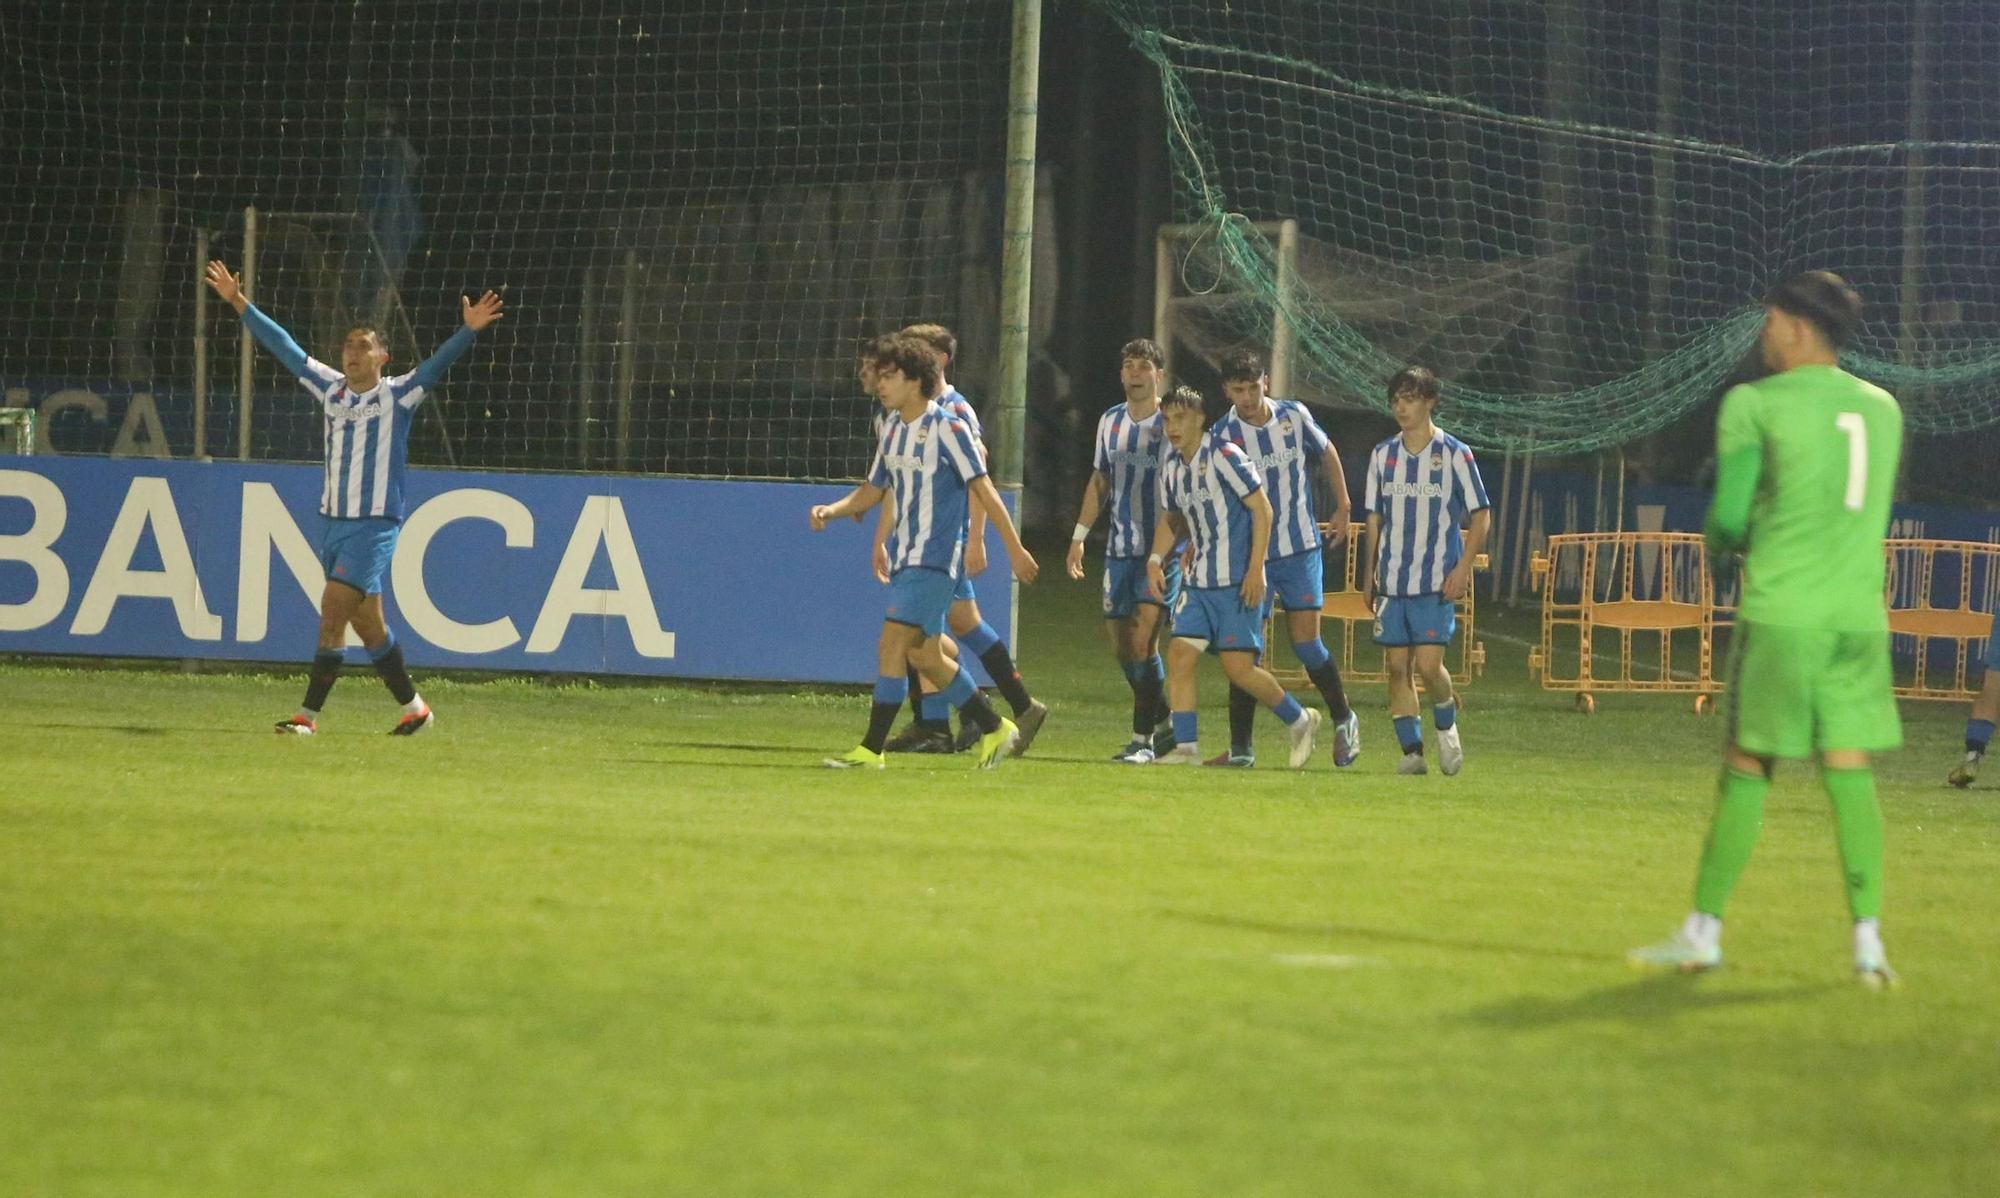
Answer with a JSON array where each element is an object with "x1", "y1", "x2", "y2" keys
[{"x1": 1836, "y1": 412, "x2": 1866, "y2": 511}]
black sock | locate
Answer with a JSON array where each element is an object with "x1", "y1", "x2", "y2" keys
[
  {"x1": 1132, "y1": 669, "x2": 1164, "y2": 737},
  {"x1": 372, "y1": 643, "x2": 418, "y2": 706},
  {"x1": 978, "y1": 643, "x2": 1033, "y2": 716},
  {"x1": 1228, "y1": 684, "x2": 1257, "y2": 752},
  {"x1": 302, "y1": 649, "x2": 343, "y2": 713},
  {"x1": 1307, "y1": 662, "x2": 1351, "y2": 722},
  {"x1": 862, "y1": 701, "x2": 902, "y2": 753},
  {"x1": 959, "y1": 689, "x2": 1003, "y2": 736},
  {"x1": 906, "y1": 665, "x2": 925, "y2": 724}
]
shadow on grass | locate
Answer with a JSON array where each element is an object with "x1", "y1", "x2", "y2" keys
[
  {"x1": 25, "y1": 721, "x2": 268, "y2": 737},
  {"x1": 608, "y1": 757, "x2": 831, "y2": 773},
  {"x1": 1465, "y1": 973, "x2": 1839, "y2": 1027},
  {"x1": 1159, "y1": 908, "x2": 1608, "y2": 965}
]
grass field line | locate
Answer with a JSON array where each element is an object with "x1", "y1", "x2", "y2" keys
[{"x1": 1478, "y1": 625, "x2": 1701, "y2": 682}]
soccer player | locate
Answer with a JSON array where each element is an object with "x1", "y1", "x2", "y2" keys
[
  {"x1": 1630, "y1": 271, "x2": 1903, "y2": 986},
  {"x1": 1066, "y1": 338, "x2": 1177, "y2": 763},
  {"x1": 879, "y1": 324, "x2": 1050, "y2": 757},
  {"x1": 1147, "y1": 386, "x2": 1321, "y2": 768},
  {"x1": 810, "y1": 333, "x2": 1039, "y2": 769},
  {"x1": 1208, "y1": 349, "x2": 1358, "y2": 768},
  {"x1": 1946, "y1": 621, "x2": 1999, "y2": 786},
  {"x1": 202, "y1": 259, "x2": 503, "y2": 735},
  {"x1": 1361, "y1": 366, "x2": 1490, "y2": 776}
]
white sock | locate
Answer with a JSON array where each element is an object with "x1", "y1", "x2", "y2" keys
[
  {"x1": 1681, "y1": 911, "x2": 1722, "y2": 950},
  {"x1": 1854, "y1": 918, "x2": 1885, "y2": 960},
  {"x1": 402, "y1": 694, "x2": 426, "y2": 715}
]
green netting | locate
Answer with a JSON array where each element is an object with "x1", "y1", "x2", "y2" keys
[{"x1": 1100, "y1": 0, "x2": 2000, "y2": 453}]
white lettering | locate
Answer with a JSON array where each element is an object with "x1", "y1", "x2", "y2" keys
[
  {"x1": 70, "y1": 476, "x2": 222, "y2": 639},
  {"x1": 235, "y1": 482, "x2": 358, "y2": 645},
  {"x1": 526, "y1": 495, "x2": 674, "y2": 657},
  {"x1": 393, "y1": 488, "x2": 534, "y2": 653},
  {"x1": 34, "y1": 389, "x2": 108, "y2": 455},
  {"x1": 0, "y1": 470, "x2": 71, "y2": 631},
  {"x1": 111, "y1": 393, "x2": 172, "y2": 460}
]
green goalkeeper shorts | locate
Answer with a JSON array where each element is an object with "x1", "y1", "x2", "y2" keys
[{"x1": 1722, "y1": 621, "x2": 1902, "y2": 759}]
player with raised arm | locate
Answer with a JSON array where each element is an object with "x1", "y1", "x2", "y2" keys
[
  {"x1": 1066, "y1": 338, "x2": 1177, "y2": 763},
  {"x1": 810, "y1": 333, "x2": 1039, "y2": 769},
  {"x1": 203, "y1": 259, "x2": 503, "y2": 736},
  {"x1": 879, "y1": 324, "x2": 1049, "y2": 757},
  {"x1": 1361, "y1": 366, "x2": 1490, "y2": 776},
  {"x1": 1147, "y1": 386, "x2": 1321, "y2": 769},
  {"x1": 1208, "y1": 349, "x2": 1358, "y2": 768},
  {"x1": 1631, "y1": 272, "x2": 1904, "y2": 986}
]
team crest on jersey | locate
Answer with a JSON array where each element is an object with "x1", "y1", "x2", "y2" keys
[
  {"x1": 1430, "y1": 453, "x2": 1444, "y2": 470},
  {"x1": 915, "y1": 424, "x2": 932, "y2": 443}
]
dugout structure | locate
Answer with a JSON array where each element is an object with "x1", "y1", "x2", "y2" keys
[
  {"x1": 1529, "y1": 531, "x2": 2000, "y2": 709},
  {"x1": 1267, "y1": 521, "x2": 1487, "y2": 690}
]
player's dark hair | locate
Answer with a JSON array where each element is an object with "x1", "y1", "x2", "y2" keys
[
  {"x1": 1120, "y1": 338, "x2": 1165, "y2": 368},
  {"x1": 1216, "y1": 348, "x2": 1265, "y2": 384},
  {"x1": 1387, "y1": 365, "x2": 1441, "y2": 403},
  {"x1": 1160, "y1": 384, "x2": 1205, "y2": 413},
  {"x1": 343, "y1": 324, "x2": 386, "y2": 349},
  {"x1": 867, "y1": 333, "x2": 942, "y2": 399},
  {"x1": 1765, "y1": 271, "x2": 1863, "y2": 349},
  {"x1": 900, "y1": 323, "x2": 957, "y2": 364}
]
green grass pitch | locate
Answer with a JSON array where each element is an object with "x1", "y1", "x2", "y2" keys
[{"x1": 4, "y1": 569, "x2": 1997, "y2": 1196}]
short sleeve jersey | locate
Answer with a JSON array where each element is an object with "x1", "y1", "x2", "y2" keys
[
  {"x1": 1364, "y1": 429, "x2": 1490, "y2": 597},
  {"x1": 868, "y1": 400, "x2": 989, "y2": 578},
  {"x1": 1158, "y1": 436, "x2": 1265, "y2": 588},
  {"x1": 1717, "y1": 365, "x2": 1902, "y2": 630},
  {"x1": 1093, "y1": 401, "x2": 1170, "y2": 559},
  {"x1": 1210, "y1": 397, "x2": 1333, "y2": 558}
]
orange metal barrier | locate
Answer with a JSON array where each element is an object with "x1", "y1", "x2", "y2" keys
[
  {"x1": 1884, "y1": 537, "x2": 2000, "y2": 702},
  {"x1": 1268, "y1": 522, "x2": 1487, "y2": 688}
]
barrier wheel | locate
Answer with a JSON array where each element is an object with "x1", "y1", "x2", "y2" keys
[
  {"x1": 1693, "y1": 694, "x2": 1713, "y2": 716},
  {"x1": 1575, "y1": 693, "x2": 1595, "y2": 715}
]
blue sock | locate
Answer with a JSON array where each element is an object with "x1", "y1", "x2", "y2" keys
[
  {"x1": 366, "y1": 630, "x2": 398, "y2": 663},
  {"x1": 1271, "y1": 693, "x2": 1304, "y2": 726},
  {"x1": 941, "y1": 667, "x2": 979, "y2": 709},
  {"x1": 959, "y1": 621, "x2": 1001, "y2": 656},
  {"x1": 873, "y1": 675, "x2": 910, "y2": 705},
  {"x1": 921, "y1": 693, "x2": 951, "y2": 722},
  {"x1": 1172, "y1": 710, "x2": 1199, "y2": 745},
  {"x1": 1969, "y1": 718, "x2": 1995, "y2": 754},
  {"x1": 1292, "y1": 638, "x2": 1330, "y2": 672},
  {"x1": 1394, "y1": 715, "x2": 1423, "y2": 754},
  {"x1": 1433, "y1": 698, "x2": 1457, "y2": 731}
]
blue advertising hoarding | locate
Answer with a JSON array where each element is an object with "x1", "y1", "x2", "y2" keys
[{"x1": 0, "y1": 457, "x2": 1014, "y2": 684}]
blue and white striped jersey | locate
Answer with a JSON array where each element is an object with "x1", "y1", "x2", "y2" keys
[
  {"x1": 868, "y1": 400, "x2": 988, "y2": 578},
  {"x1": 241, "y1": 305, "x2": 476, "y2": 522},
  {"x1": 1211, "y1": 398, "x2": 1333, "y2": 559},
  {"x1": 1092, "y1": 401, "x2": 1169, "y2": 559},
  {"x1": 1364, "y1": 429, "x2": 1490, "y2": 597},
  {"x1": 1158, "y1": 436, "x2": 1265, "y2": 589}
]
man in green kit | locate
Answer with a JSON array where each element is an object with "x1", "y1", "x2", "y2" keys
[{"x1": 1630, "y1": 271, "x2": 1904, "y2": 987}]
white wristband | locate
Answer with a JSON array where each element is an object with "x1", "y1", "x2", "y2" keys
[
  {"x1": 1072, "y1": 523, "x2": 1091, "y2": 543},
  {"x1": 1147, "y1": 553, "x2": 1163, "y2": 566}
]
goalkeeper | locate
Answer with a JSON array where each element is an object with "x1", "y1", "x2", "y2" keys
[{"x1": 1631, "y1": 271, "x2": 1904, "y2": 987}]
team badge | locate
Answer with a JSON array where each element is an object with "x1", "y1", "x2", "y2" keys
[{"x1": 1430, "y1": 453, "x2": 1444, "y2": 470}]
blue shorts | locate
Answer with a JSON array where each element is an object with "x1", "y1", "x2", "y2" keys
[
  {"x1": 1103, "y1": 556, "x2": 1182, "y2": 619},
  {"x1": 1373, "y1": 592, "x2": 1456, "y2": 647},
  {"x1": 1266, "y1": 547, "x2": 1324, "y2": 612},
  {"x1": 953, "y1": 574, "x2": 977, "y2": 603},
  {"x1": 320, "y1": 516, "x2": 400, "y2": 596},
  {"x1": 1985, "y1": 608, "x2": 2000, "y2": 672},
  {"x1": 1175, "y1": 586, "x2": 1265, "y2": 655},
  {"x1": 888, "y1": 567, "x2": 958, "y2": 637}
]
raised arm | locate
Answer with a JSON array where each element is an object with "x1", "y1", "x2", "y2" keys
[
  {"x1": 405, "y1": 291, "x2": 504, "y2": 392},
  {"x1": 206, "y1": 260, "x2": 310, "y2": 377}
]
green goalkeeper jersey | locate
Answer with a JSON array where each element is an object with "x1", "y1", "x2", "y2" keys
[{"x1": 1707, "y1": 364, "x2": 1903, "y2": 631}]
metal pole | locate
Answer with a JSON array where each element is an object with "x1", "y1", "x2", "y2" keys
[
  {"x1": 193, "y1": 227, "x2": 210, "y2": 460},
  {"x1": 615, "y1": 248, "x2": 638, "y2": 471},
  {"x1": 992, "y1": 0, "x2": 1040, "y2": 492},
  {"x1": 1646, "y1": 0, "x2": 1681, "y2": 360},
  {"x1": 1899, "y1": 0, "x2": 1932, "y2": 381},
  {"x1": 237, "y1": 205, "x2": 258, "y2": 461},
  {"x1": 1153, "y1": 226, "x2": 1174, "y2": 379},
  {"x1": 577, "y1": 266, "x2": 596, "y2": 470},
  {"x1": 1270, "y1": 217, "x2": 1298, "y2": 397}
]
